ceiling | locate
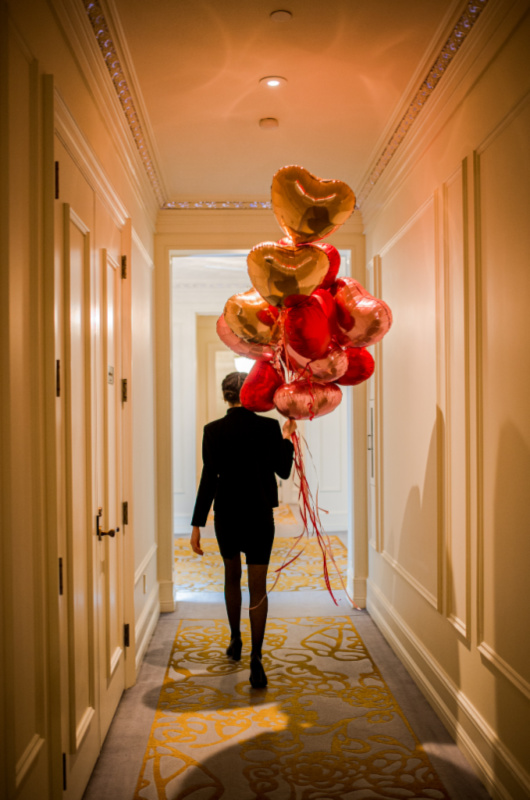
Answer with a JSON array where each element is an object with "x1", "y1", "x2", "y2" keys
[{"x1": 102, "y1": 0, "x2": 473, "y2": 205}]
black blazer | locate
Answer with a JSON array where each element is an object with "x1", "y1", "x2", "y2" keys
[{"x1": 191, "y1": 407, "x2": 295, "y2": 527}]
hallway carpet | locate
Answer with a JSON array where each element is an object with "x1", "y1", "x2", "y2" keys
[
  {"x1": 174, "y1": 536, "x2": 348, "y2": 593},
  {"x1": 83, "y1": 592, "x2": 491, "y2": 800},
  {"x1": 133, "y1": 616, "x2": 450, "y2": 799}
]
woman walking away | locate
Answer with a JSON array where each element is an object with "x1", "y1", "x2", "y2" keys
[{"x1": 190, "y1": 371, "x2": 296, "y2": 689}]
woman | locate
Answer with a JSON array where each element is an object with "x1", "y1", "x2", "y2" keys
[{"x1": 191, "y1": 371, "x2": 296, "y2": 688}]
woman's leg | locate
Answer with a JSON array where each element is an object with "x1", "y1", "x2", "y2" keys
[
  {"x1": 247, "y1": 564, "x2": 269, "y2": 688},
  {"x1": 223, "y1": 554, "x2": 242, "y2": 655}
]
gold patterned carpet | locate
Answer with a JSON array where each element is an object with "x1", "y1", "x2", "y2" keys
[
  {"x1": 134, "y1": 617, "x2": 450, "y2": 799},
  {"x1": 174, "y1": 536, "x2": 348, "y2": 593}
]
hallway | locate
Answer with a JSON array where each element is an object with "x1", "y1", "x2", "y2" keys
[
  {"x1": 3, "y1": 1, "x2": 530, "y2": 798},
  {"x1": 84, "y1": 517, "x2": 490, "y2": 799}
]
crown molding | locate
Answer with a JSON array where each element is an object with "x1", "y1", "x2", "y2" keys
[
  {"x1": 356, "y1": 0, "x2": 491, "y2": 208},
  {"x1": 360, "y1": 0, "x2": 529, "y2": 227},
  {"x1": 49, "y1": 0, "x2": 159, "y2": 220}
]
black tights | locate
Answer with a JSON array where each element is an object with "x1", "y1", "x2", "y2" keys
[{"x1": 223, "y1": 555, "x2": 268, "y2": 658}]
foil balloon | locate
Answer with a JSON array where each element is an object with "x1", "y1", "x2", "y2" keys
[
  {"x1": 247, "y1": 242, "x2": 329, "y2": 307},
  {"x1": 334, "y1": 281, "x2": 393, "y2": 347},
  {"x1": 335, "y1": 347, "x2": 375, "y2": 386},
  {"x1": 284, "y1": 294, "x2": 332, "y2": 360},
  {"x1": 286, "y1": 344, "x2": 348, "y2": 383},
  {"x1": 277, "y1": 240, "x2": 341, "y2": 292},
  {"x1": 224, "y1": 288, "x2": 280, "y2": 344},
  {"x1": 274, "y1": 379, "x2": 342, "y2": 420},
  {"x1": 240, "y1": 360, "x2": 284, "y2": 412},
  {"x1": 216, "y1": 315, "x2": 274, "y2": 361},
  {"x1": 271, "y1": 165, "x2": 356, "y2": 244}
]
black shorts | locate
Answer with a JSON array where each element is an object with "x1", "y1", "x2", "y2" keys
[{"x1": 214, "y1": 509, "x2": 275, "y2": 565}]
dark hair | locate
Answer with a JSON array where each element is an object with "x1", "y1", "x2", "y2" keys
[{"x1": 222, "y1": 371, "x2": 248, "y2": 404}]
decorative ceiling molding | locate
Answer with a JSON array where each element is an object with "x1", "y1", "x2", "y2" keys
[
  {"x1": 83, "y1": 0, "x2": 165, "y2": 206},
  {"x1": 162, "y1": 200, "x2": 272, "y2": 210},
  {"x1": 356, "y1": 0, "x2": 489, "y2": 206},
  {"x1": 84, "y1": 0, "x2": 489, "y2": 211}
]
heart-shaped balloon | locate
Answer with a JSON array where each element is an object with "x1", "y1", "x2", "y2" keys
[
  {"x1": 335, "y1": 347, "x2": 375, "y2": 386},
  {"x1": 247, "y1": 242, "x2": 329, "y2": 307},
  {"x1": 286, "y1": 344, "x2": 348, "y2": 383},
  {"x1": 277, "y1": 240, "x2": 341, "y2": 291},
  {"x1": 216, "y1": 315, "x2": 274, "y2": 361},
  {"x1": 271, "y1": 165, "x2": 356, "y2": 244},
  {"x1": 284, "y1": 294, "x2": 332, "y2": 360},
  {"x1": 274, "y1": 379, "x2": 342, "y2": 420},
  {"x1": 240, "y1": 360, "x2": 284, "y2": 412},
  {"x1": 334, "y1": 281, "x2": 393, "y2": 347},
  {"x1": 224, "y1": 288, "x2": 280, "y2": 344}
]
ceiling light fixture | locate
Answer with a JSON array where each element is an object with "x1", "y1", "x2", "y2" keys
[
  {"x1": 270, "y1": 9, "x2": 292, "y2": 21},
  {"x1": 259, "y1": 75, "x2": 287, "y2": 87},
  {"x1": 259, "y1": 117, "x2": 279, "y2": 129}
]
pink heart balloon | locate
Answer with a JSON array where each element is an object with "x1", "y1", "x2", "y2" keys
[
  {"x1": 334, "y1": 280, "x2": 392, "y2": 347},
  {"x1": 286, "y1": 344, "x2": 348, "y2": 383},
  {"x1": 216, "y1": 315, "x2": 274, "y2": 361},
  {"x1": 274, "y1": 379, "x2": 342, "y2": 420}
]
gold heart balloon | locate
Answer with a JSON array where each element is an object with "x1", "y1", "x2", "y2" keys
[
  {"x1": 224, "y1": 289, "x2": 279, "y2": 344},
  {"x1": 247, "y1": 242, "x2": 329, "y2": 306},
  {"x1": 271, "y1": 165, "x2": 356, "y2": 244}
]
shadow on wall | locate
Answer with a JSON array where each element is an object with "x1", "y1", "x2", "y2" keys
[{"x1": 492, "y1": 421, "x2": 530, "y2": 792}]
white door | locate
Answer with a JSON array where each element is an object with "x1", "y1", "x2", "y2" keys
[{"x1": 56, "y1": 139, "x2": 126, "y2": 799}]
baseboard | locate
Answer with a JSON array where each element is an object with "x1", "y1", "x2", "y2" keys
[
  {"x1": 159, "y1": 578, "x2": 176, "y2": 612},
  {"x1": 134, "y1": 584, "x2": 160, "y2": 674},
  {"x1": 367, "y1": 581, "x2": 530, "y2": 800},
  {"x1": 347, "y1": 571, "x2": 367, "y2": 608}
]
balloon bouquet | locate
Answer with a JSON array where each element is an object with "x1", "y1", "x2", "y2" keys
[{"x1": 217, "y1": 165, "x2": 392, "y2": 604}]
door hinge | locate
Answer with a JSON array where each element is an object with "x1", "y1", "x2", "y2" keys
[
  {"x1": 122, "y1": 501, "x2": 129, "y2": 526},
  {"x1": 121, "y1": 378, "x2": 128, "y2": 403},
  {"x1": 62, "y1": 752, "x2": 67, "y2": 790},
  {"x1": 121, "y1": 255, "x2": 127, "y2": 279},
  {"x1": 55, "y1": 161, "x2": 59, "y2": 200},
  {"x1": 59, "y1": 558, "x2": 63, "y2": 595},
  {"x1": 124, "y1": 623, "x2": 130, "y2": 648},
  {"x1": 56, "y1": 359, "x2": 60, "y2": 397}
]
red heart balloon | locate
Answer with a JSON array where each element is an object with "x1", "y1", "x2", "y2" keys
[
  {"x1": 216, "y1": 315, "x2": 274, "y2": 361},
  {"x1": 334, "y1": 281, "x2": 392, "y2": 347},
  {"x1": 240, "y1": 360, "x2": 284, "y2": 412},
  {"x1": 284, "y1": 294, "x2": 332, "y2": 360},
  {"x1": 286, "y1": 344, "x2": 348, "y2": 383},
  {"x1": 274, "y1": 379, "x2": 342, "y2": 420},
  {"x1": 335, "y1": 347, "x2": 375, "y2": 386}
]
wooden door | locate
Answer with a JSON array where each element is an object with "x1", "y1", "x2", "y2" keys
[
  {"x1": 97, "y1": 249, "x2": 125, "y2": 737},
  {"x1": 57, "y1": 140, "x2": 126, "y2": 799}
]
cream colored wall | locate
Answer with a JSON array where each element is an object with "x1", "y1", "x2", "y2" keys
[
  {"x1": 362, "y1": 2, "x2": 530, "y2": 798},
  {"x1": 1, "y1": 1, "x2": 157, "y2": 798}
]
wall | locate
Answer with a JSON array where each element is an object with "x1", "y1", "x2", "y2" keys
[
  {"x1": 0, "y1": 0, "x2": 158, "y2": 797},
  {"x1": 363, "y1": 2, "x2": 530, "y2": 798}
]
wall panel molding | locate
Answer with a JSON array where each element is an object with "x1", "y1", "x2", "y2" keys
[
  {"x1": 441, "y1": 160, "x2": 471, "y2": 640},
  {"x1": 474, "y1": 92, "x2": 530, "y2": 700},
  {"x1": 368, "y1": 580, "x2": 530, "y2": 800}
]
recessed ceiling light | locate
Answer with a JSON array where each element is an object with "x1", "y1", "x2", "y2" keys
[
  {"x1": 259, "y1": 76, "x2": 287, "y2": 87},
  {"x1": 259, "y1": 117, "x2": 279, "y2": 129},
  {"x1": 270, "y1": 9, "x2": 292, "y2": 21}
]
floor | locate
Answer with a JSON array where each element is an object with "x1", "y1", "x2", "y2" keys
[{"x1": 83, "y1": 525, "x2": 491, "y2": 799}]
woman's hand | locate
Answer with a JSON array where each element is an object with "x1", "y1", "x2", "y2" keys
[
  {"x1": 282, "y1": 419, "x2": 297, "y2": 439},
  {"x1": 190, "y1": 526, "x2": 204, "y2": 556}
]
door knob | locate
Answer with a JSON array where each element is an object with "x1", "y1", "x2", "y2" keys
[{"x1": 96, "y1": 507, "x2": 120, "y2": 541}]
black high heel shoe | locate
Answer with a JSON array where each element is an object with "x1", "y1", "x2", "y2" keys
[
  {"x1": 226, "y1": 637, "x2": 242, "y2": 661},
  {"x1": 249, "y1": 655, "x2": 267, "y2": 689}
]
